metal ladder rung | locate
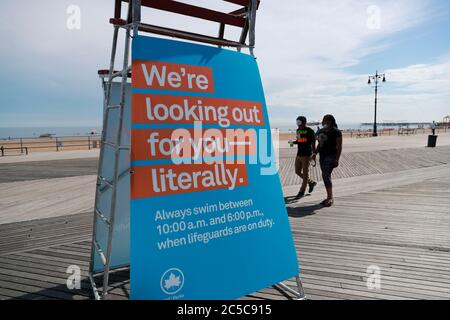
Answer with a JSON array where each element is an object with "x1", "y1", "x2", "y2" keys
[
  {"x1": 98, "y1": 169, "x2": 131, "y2": 194},
  {"x1": 102, "y1": 141, "x2": 130, "y2": 150},
  {"x1": 109, "y1": 67, "x2": 131, "y2": 80},
  {"x1": 106, "y1": 105, "x2": 121, "y2": 110},
  {"x1": 97, "y1": 175, "x2": 113, "y2": 189},
  {"x1": 95, "y1": 208, "x2": 111, "y2": 226},
  {"x1": 93, "y1": 240, "x2": 107, "y2": 266}
]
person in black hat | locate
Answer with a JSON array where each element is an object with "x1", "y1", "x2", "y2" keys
[{"x1": 290, "y1": 116, "x2": 317, "y2": 198}]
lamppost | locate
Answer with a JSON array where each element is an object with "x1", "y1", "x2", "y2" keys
[{"x1": 367, "y1": 71, "x2": 386, "y2": 137}]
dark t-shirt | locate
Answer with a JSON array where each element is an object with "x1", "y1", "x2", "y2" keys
[
  {"x1": 295, "y1": 127, "x2": 316, "y2": 156},
  {"x1": 318, "y1": 127, "x2": 342, "y2": 157}
]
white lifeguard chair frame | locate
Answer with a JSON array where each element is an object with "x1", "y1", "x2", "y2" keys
[{"x1": 89, "y1": 0, "x2": 306, "y2": 301}]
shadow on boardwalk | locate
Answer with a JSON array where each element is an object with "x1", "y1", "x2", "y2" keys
[{"x1": 286, "y1": 202, "x2": 325, "y2": 218}]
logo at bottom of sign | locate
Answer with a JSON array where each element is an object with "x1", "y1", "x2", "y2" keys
[{"x1": 160, "y1": 267, "x2": 185, "y2": 296}]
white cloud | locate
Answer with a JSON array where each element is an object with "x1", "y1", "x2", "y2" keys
[
  {"x1": 253, "y1": 0, "x2": 450, "y2": 125},
  {"x1": 0, "y1": 0, "x2": 448, "y2": 127},
  {"x1": 387, "y1": 59, "x2": 450, "y2": 92}
]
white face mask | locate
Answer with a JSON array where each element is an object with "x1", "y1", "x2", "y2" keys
[
  {"x1": 322, "y1": 124, "x2": 328, "y2": 129},
  {"x1": 297, "y1": 120, "x2": 302, "y2": 126}
]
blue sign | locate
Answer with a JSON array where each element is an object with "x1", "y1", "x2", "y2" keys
[{"x1": 130, "y1": 35, "x2": 299, "y2": 300}]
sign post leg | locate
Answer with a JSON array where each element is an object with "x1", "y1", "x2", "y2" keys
[{"x1": 276, "y1": 275, "x2": 307, "y2": 300}]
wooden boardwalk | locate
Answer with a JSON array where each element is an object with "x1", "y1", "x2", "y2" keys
[
  {"x1": 0, "y1": 213, "x2": 297, "y2": 300},
  {"x1": 279, "y1": 145, "x2": 450, "y2": 186},
  {"x1": 1, "y1": 146, "x2": 450, "y2": 300},
  {"x1": 0, "y1": 158, "x2": 98, "y2": 183},
  {"x1": 289, "y1": 176, "x2": 450, "y2": 300},
  {"x1": 0, "y1": 175, "x2": 95, "y2": 224},
  {"x1": 1, "y1": 175, "x2": 449, "y2": 299}
]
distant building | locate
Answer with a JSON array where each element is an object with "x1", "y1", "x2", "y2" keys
[
  {"x1": 444, "y1": 116, "x2": 450, "y2": 123},
  {"x1": 441, "y1": 116, "x2": 450, "y2": 127}
]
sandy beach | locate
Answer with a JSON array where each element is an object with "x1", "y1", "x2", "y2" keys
[{"x1": 2, "y1": 130, "x2": 450, "y2": 164}]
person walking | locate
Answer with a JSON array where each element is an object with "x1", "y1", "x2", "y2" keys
[
  {"x1": 431, "y1": 121, "x2": 437, "y2": 136},
  {"x1": 291, "y1": 116, "x2": 317, "y2": 198},
  {"x1": 314, "y1": 114, "x2": 342, "y2": 207}
]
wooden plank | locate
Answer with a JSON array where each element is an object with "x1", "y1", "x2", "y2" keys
[
  {"x1": 0, "y1": 279, "x2": 88, "y2": 300},
  {"x1": 279, "y1": 145, "x2": 450, "y2": 186},
  {"x1": 0, "y1": 287, "x2": 57, "y2": 300},
  {"x1": 139, "y1": 0, "x2": 246, "y2": 27},
  {"x1": 136, "y1": 23, "x2": 247, "y2": 48},
  {"x1": 0, "y1": 212, "x2": 90, "y2": 232},
  {"x1": 0, "y1": 176, "x2": 95, "y2": 224},
  {"x1": 11, "y1": 248, "x2": 91, "y2": 266},
  {"x1": 0, "y1": 158, "x2": 97, "y2": 183},
  {"x1": 223, "y1": 0, "x2": 250, "y2": 6}
]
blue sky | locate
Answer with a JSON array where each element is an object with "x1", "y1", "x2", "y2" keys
[
  {"x1": 349, "y1": 2, "x2": 450, "y2": 73},
  {"x1": 0, "y1": 0, "x2": 449, "y2": 128}
]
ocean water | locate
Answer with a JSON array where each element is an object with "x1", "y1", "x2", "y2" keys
[
  {"x1": 0, "y1": 123, "x2": 427, "y2": 139},
  {"x1": 273, "y1": 123, "x2": 372, "y2": 132},
  {"x1": 273, "y1": 122, "x2": 429, "y2": 132},
  {"x1": 0, "y1": 127, "x2": 102, "y2": 139}
]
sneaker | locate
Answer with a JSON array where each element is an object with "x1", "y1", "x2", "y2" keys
[
  {"x1": 308, "y1": 181, "x2": 317, "y2": 194},
  {"x1": 296, "y1": 191, "x2": 305, "y2": 199},
  {"x1": 321, "y1": 199, "x2": 334, "y2": 207}
]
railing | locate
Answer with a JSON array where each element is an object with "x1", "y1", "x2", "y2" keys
[
  {"x1": 348, "y1": 126, "x2": 448, "y2": 138},
  {"x1": 0, "y1": 135, "x2": 101, "y2": 156},
  {"x1": 0, "y1": 146, "x2": 28, "y2": 157},
  {"x1": 398, "y1": 128, "x2": 416, "y2": 136}
]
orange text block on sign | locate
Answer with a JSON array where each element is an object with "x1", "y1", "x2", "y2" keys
[
  {"x1": 132, "y1": 60, "x2": 214, "y2": 93},
  {"x1": 131, "y1": 128, "x2": 257, "y2": 161},
  {"x1": 131, "y1": 163, "x2": 248, "y2": 199},
  {"x1": 132, "y1": 94, "x2": 264, "y2": 127}
]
